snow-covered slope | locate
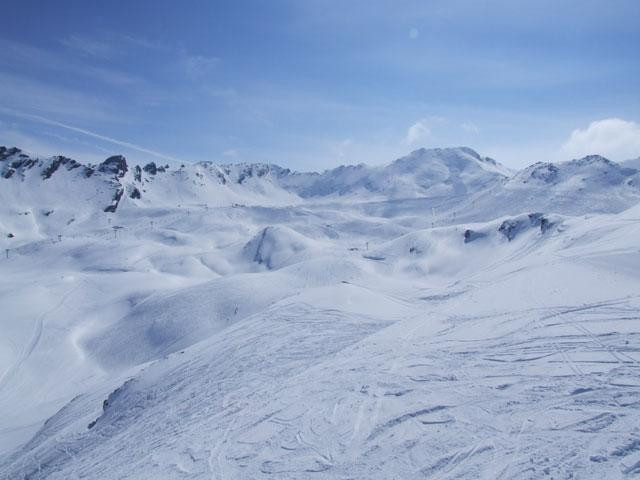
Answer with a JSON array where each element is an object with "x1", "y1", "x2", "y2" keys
[
  {"x1": 1, "y1": 145, "x2": 639, "y2": 479},
  {"x1": 623, "y1": 156, "x2": 640, "y2": 170},
  {"x1": 447, "y1": 154, "x2": 640, "y2": 223}
]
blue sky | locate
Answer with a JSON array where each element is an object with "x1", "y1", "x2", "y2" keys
[{"x1": 1, "y1": 0, "x2": 639, "y2": 170}]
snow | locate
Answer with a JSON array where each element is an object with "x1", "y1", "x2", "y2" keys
[{"x1": 1, "y1": 145, "x2": 639, "y2": 478}]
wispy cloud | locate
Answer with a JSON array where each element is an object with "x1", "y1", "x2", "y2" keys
[
  {"x1": 183, "y1": 53, "x2": 221, "y2": 79},
  {"x1": 0, "y1": 38, "x2": 143, "y2": 88},
  {"x1": 0, "y1": 125, "x2": 108, "y2": 163},
  {"x1": 60, "y1": 35, "x2": 115, "y2": 58},
  {"x1": 0, "y1": 72, "x2": 121, "y2": 123},
  {"x1": 91, "y1": 33, "x2": 221, "y2": 81},
  {"x1": 0, "y1": 107, "x2": 181, "y2": 162}
]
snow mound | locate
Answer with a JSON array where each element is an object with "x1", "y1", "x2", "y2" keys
[
  {"x1": 242, "y1": 225, "x2": 319, "y2": 269},
  {"x1": 82, "y1": 272, "x2": 299, "y2": 369},
  {"x1": 367, "y1": 212, "x2": 560, "y2": 277}
]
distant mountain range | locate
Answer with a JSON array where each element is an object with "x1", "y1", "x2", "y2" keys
[{"x1": 1, "y1": 145, "x2": 639, "y2": 244}]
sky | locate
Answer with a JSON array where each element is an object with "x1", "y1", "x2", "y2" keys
[{"x1": 1, "y1": 0, "x2": 639, "y2": 170}]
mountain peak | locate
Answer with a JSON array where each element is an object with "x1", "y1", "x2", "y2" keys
[
  {"x1": 570, "y1": 154, "x2": 613, "y2": 166},
  {"x1": 0, "y1": 146, "x2": 28, "y2": 162},
  {"x1": 98, "y1": 155, "x2": 128, "y2": 178},
  {"x1": 394, "y1": 146, "x2": 511, "y2": 177},
  {"x1": 406, "y1": 146, "x2": 481, "y2": 159}
]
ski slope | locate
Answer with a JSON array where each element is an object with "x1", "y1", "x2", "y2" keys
[{"x1": 0, "y1": 146, "x2": 639, "y2": 479}]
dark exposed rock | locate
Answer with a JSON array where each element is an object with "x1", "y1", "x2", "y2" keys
[
  {"x1": 143, "y1": 162, "x2": 157, "y2": 175},
  {"x1": 104, "y1": 188, "x2": 124, "y2": 213},
  {"x1": 11, "y1": 157, "x2": 37, "y2": 170},
  {"x1": 0, "y1": 149, "x2": 36, "y2": 178},
  {"x1": 84, "y1": 166, "x2": 95, "y2": 178},
  {"x1": 87, "y1": 379, "x2": 134, "y2": 430},
  {"x1": 498, "y1": 219, "x2": 523, "y2": 241},
  {"x1": 42, "y1": 157, "x2": 63, "y2": 179},
  {"x1": 528, "y1": 212, "x2": 553, "y2": 233},
  {"x1": 41, "y1": 156, "x2": 82, "y2": 179},
  {"x1": 133, "y1": 165, "x2": 142, "y2": 182},
  {"x1": 499, "y1": 213, "x2": 554, "y2": 241},
  {"x1": 98, "y1": 155, "x2": 128, "y2": 178},
  {"x1": 237, "y1": 164, "x2": 272, "y2": 184},
  {"x1": 7, "y1": 233, "x2": 14, "y2": 238},
  {"x1": 143, "y1": 162, "x2": 168, "y2": 174},
  {"x1": 464, "y1": 229, "x2": 486, "y2": 243},
  {"x1": 0, "y1": 146, "x2": 23, "y2": 161},
  {"x1": 129, "y1": 187, "x2": 141, "y2": 199}
]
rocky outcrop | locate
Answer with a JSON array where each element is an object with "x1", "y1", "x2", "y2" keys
[
  {"x1": 42, "y1": 156, "x2": 81, "y2": 179},
  {"x1": 98, "y1": 155, "x2": 128, "y2": 178},
  {"x1": 498, "y1": 213, "x2": 553, "y2": 241},
  {"x1": 104, "y1": 188, "x2": 125, "y2": 213},
  {"x1": 143, "y1": 162, "x2": 157, "y2": 175},
  {"x1": 463, "y1": 229, "x2": 486, "y2": 243}
]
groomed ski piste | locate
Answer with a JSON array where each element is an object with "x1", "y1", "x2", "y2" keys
[{"x1": 1, "y1": 145, "x2": 639, "y2": 478}]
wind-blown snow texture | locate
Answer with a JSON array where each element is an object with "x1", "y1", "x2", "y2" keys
[{"x1": 1, "y1": 145, "x2": 639, "y2": 479}]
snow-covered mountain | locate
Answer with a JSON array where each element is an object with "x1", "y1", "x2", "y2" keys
[
  {"x1": 284, "y1": 147, "x2": 511, "y2": 199},
  {"x1": 459, "y1": 154, "x2": 640, "y2": 221},
  {"x1": 0, "y1": 145, "x2": 511, "y2": 211},
  {"x1": 1, "y1": 144, "x2": 640, "y2": 479},
  {"x1": 2, "y1": 144, "x2": 639, "y2": 247}
]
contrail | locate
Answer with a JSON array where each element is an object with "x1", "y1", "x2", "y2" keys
[{"x1": 0, "y1": 106, "x2": 181, "y2": 162}]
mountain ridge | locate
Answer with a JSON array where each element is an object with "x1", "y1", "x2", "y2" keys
[{"x1": 1, "y1": 145, "x2": 639, "y2": 228}]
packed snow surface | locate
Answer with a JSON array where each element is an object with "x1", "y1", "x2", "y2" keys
[{"x1": 1, "y1": 145, "x2": 639, "y2": 479}]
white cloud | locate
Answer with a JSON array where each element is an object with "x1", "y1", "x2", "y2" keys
[
  {"x1": 461, "y1": 122, "x2": 479, "y2": 135},
  {"x1": 222, "y1": 149, "x2": 238, "y2": 158},
  {"x1": 404, "y1": 118, "x2": 432, "y2": 145},
  {"x1": 330, "y1": 138, "x2": 353, "y2": 159},
  {"x1": 562, "y1": 118, "x2": 640, "y2": 161}
]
